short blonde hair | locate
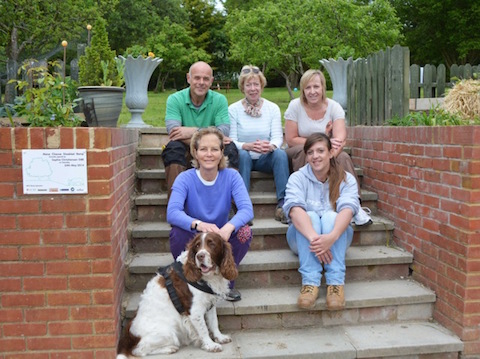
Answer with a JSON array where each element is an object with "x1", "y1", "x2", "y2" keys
[
  {"x1": 238, "y1": 65, "x2": 267, "y2": 93},
  {"x1": 190, "y1": 127, "x2": 228, "y2": 170},
  {"x1": 299, "y1": 69, "x2": 327, "y2": 106}
]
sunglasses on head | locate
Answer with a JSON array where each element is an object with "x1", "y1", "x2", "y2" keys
[{"x1": 241, "y1": 66, "x2": 260, "y2": 74}]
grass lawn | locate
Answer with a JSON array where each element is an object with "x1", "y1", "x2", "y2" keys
[{"x1": 118, "y1": 87, "x2": 333, "y2": 127}]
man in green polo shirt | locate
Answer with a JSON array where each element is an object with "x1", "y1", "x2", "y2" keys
[{"x1": 161, "y1": 61, "x2": 239, "y2": 196}]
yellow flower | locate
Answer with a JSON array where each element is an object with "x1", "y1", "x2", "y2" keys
[{"x1": 148, "y1": 52, "x2": 155, "y2": 58}]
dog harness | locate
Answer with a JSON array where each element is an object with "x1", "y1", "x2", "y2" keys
[{"x1": 157, "y1": 261, "x2": 216, "y2": 314}]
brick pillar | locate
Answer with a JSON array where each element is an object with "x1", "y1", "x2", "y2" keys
[
  {"x1": 348, "y1": 126, "x2": 480, "y2": 358},
  {"x1": 0, "y1": 127, "x2": 138, "y2": 357}
]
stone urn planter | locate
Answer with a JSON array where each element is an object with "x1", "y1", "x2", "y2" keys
[
  {"x1": 119, "y1": 55, "x2": 162, "y2": 128},
  {"x1": 77, "y1": 86, "x2": 125, "y2": 127},
  {"x1": 319, "y1": 57, "x2": 353, "y2": 111}
]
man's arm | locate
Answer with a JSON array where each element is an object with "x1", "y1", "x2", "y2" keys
[
  {"x1": 167, "y1": 123, "x2": 198, "y2": 144},
  {"x1": 165, "y1": 94, "x2": 197, "y2": 144},
  {"x1": 213, "y1": 95, "x2": 231, "y2": 143}
]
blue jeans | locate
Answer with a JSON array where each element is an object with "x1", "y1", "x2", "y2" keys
[
  {"x1": 286, "y1": 211, "x2": 353, "y2": 286},
  {"x1": 238, "y1": 148, "x2": 289, "y2": 202}
]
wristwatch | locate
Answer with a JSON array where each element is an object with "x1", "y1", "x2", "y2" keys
[{"x1": 193, "y1": 220, "x2": 202, "y2": 231}]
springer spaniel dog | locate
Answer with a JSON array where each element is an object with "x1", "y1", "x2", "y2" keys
[{"x1": 116, "y1": 232, "x2": 238, "y2": 357}]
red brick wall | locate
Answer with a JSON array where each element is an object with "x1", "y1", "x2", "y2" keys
[
  {"x1": 0, "y1": 127, "x2": 138, "y2": 358},
  {"x1": 349, "y1": 126, "x2": 480, "y2": 357}
]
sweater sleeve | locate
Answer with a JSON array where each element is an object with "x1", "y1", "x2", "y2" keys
[
  {"x1": 228, "y1": 170, "x2": 254, "y2": 229},
  {"x1": 214, "y1": 94, "x2": 230, "y2": 136},
  {"x1": 166, "y1": 172, "x2": 196, "y2": 232},
  {"x1": 283, "y1": 171, "x2": 308, "y2": 219},
  {"x1": 336, "y1": 172, "x2": 360, "y2": 216},
  {"x1": 228, "y1": 101, "x2": 244, "y2": 150}
]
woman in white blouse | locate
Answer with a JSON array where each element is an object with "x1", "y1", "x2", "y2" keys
[
  {"x1": 284, "y1": 69, "x2": 372, "y2": 226},
  {"x1": 229, "y1": 65, "x2": 289, "y2": 223}
]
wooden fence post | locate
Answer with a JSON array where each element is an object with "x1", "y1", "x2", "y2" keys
[
  {"x1": 410, "y1": 64, "x2": 420, "y2": 99},
  {"x1": 377, "y1": 50, "x2": 385, "y2": 125},
  {"x1": 384, "y1": 46, "x2": 392, "y2": 121},
  {"x1": 390, "y1": 45, "x2": 409, "y2": 119},
  {"x1": 347, "y1": 45, "x2": 409, "y2": 126},
  {"x1": 437, "y1": 64, "x2": 446, "y2": 96}
]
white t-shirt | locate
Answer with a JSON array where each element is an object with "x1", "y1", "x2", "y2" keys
[{"x1": 284, "y1": 98, "x2": 345, "y2": 138}]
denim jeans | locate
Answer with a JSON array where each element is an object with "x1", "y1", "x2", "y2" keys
[
  {"x1": 286, "y1": 211, "x2": 353, "y2": 286},
  {"x1": 238, "y1": 148, "x2": 289, "y2": 202}
]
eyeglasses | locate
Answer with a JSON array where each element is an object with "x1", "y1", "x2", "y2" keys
[{"x1": 241, "y1": 66, "x2": 260, "y2": 74}]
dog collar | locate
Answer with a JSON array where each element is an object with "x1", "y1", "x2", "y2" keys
[
  {"x1": 157, "y1": 262, "x2": 217, "y2": 314},
  {"x1": 170, "y1": 261, "x2": 215, "y2": 295}
]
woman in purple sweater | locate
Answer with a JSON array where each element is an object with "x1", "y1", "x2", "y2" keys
[{"x1": 167, "y1": 127, "x2": 254, "y2": 301}]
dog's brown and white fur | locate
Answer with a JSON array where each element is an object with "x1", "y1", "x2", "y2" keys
[{"x1": 116, "y1": 233, "x2": 238, "y2": 357}]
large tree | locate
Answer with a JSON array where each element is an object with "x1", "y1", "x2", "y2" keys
[
  {"x1": 222, "y1": 0, "x2": 264, "y2": 13},
  {"x1": 141, "y1": 18, "x2": 211, "y2": 91},
  {"x1": 182, "y1": 0, "x2": 230, "y2": 76},
  {"x1": 106, "y1": 0, "x2": 188, "y2": 53},
  {"x1": 0, "y1": 0, "x2": 105, "y2": 103},
  {"x1": 226, "y1": 0, "x2": 402, "y2": 98},
  {"x1": 390, "y1": 0, "x2": 480, "y2": 66}
]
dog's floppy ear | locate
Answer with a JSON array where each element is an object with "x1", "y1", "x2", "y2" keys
[
  {"x1": 220, "y1": 240, "x2": 238, "y2": 281},
  {"x1": 184, "y1": 234, "x2": 203, "y2": 282}
]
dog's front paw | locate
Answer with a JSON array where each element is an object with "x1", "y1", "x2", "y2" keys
[
  {"x1": 202, "y1": 340, "x2": 222, "y2": 352},
  {"x1": 214, "y1": 333, "x2": 232, "y2": 344}
]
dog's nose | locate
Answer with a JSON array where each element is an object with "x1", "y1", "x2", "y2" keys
[{"x1": 197, "y1": 252, "x2": 205, "y2": 261}]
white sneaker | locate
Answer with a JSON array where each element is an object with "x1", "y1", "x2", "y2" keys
[{"x1": 353, "y1": 207, "x2": 373, "y2": 226}]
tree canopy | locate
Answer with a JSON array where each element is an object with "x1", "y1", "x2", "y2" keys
[
  {"x1": 389, "y1": 0, "x2": 480, "y2": 66},
  {"x1": 106, "y1": 0, "x2": 187, "y2": 53},
  {"x1": 126, "y1": 17, "x2": 211, "y2": 91},
  {"x1": 1, "y1": 0, "x2": 479, "y2": 104},
  {"x1": 0, "y1": 0, "x2": 104, "y2": 102},
  {"x1": 226, "y1": 0, "x2": 402, "y2": 97},
  {"x1": 182, "y1": 0, "x2": 230, "y2": 75}
]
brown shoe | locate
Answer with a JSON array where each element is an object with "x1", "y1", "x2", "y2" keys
[
  {"x1": 274, "y1": 206, "x2": 288, "y2": 224},
  {"x1": 297, "y1": 285, "x2": 319, "y2": 309},
  {"x1": 326, "y1": 285, "x2": 345, "y2": 310}
]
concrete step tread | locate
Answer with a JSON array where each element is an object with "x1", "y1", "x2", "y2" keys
[
  {"x1": 135, "y1": 189, "x2": 378, "y2": 205},
  {"x1": 124, "y1": 279, "x2": 435, "y2": 317},
  {"x1": 130, "y1": 216, "x2": 394, "y2": 238},
  {"x1": 128, "y1": 246, "x2": 412, "y2": 274},
  {"x1": 137, "y1": 167, "x2": 363, "y2": 179},
  {"x1": 136, "y1": 321, "x2": 462, "y2": 358},
  {"x1": 136, "y1": 321, "x2": 463, "y2": 359},
  {"x1": 138, "y1": 138, "x2": 352, "y2": 154}
]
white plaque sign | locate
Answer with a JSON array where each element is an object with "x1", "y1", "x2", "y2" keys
[{"x1": 22, "y1": 149, "x2": 88, "y2": 194}]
